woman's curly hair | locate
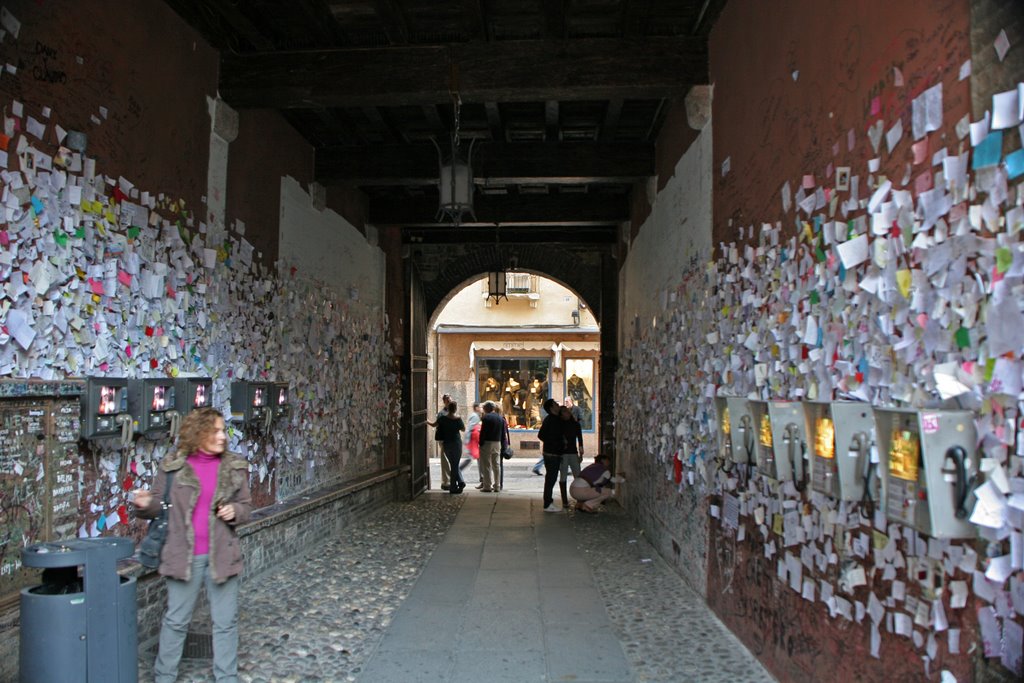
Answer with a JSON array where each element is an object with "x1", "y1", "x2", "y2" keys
[{"x1": 177, "y1": 407, "x2": 225, "y2": 456}]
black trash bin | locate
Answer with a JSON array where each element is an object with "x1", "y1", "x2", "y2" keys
[{"x1": 20, "y1": 537, "x2": 137, "y2": 683}]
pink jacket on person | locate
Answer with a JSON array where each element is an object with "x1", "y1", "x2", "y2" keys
[{"x1": 136, "y1": 450, "x2": 252, "y2": 583}]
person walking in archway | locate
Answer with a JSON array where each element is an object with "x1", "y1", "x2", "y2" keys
[
  {"x1": 478, "y1": 401, "x2": 504, "y2": 492},
  {"x1": 538, "y1": 398, "x2": 567, "y2": 512}
]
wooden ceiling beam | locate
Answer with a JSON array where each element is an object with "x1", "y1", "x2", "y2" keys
[
  {"x1": 374, "y1": 0, "x2": 410, "y2": 44},
  {"x1": 315, "y1": 141, "x2": 653, "y2": 185},
  {"x1": 203, "y1": 0, "x2": 275, "y2": 50},
  {"x1": 462, "y1": 0, "x2": 489, "y2": 41},
  {"x1": 422, "y1": 104, "x2": 444, "y2": 131},
  {"x1": 545, "y1": 101, "x2": 560, "y2": 142},
  {"x1": 361, "y1": 106, "x2": 406, "y2": 144},
  {"x1": 292, "y1": 0, "x2": 349, "y2": 46},
  {"x1": 370, "y1": 192, "x2": 629, "y2": 226},
  {"x1": 600, "y1": 99, "x2": 623, "y2": 142},
  {"x1": 485, "y1": 102, "x2": 503, "y2": 141},
  {"x1": 219, "y1": 37, "x2": 708, "y2": 108},
  {"x1": 402, "y1": 225, "x2": 617, "y2": 245},
  {"x1": 620, "y1": 0, "x2": 651, "y2": 37},
  {"x1": 544, "y1": 0, "x2": 567, "y2": 39}
]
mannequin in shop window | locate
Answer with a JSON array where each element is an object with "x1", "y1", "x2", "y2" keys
[
  {"x1": 501, "y1": 373, "x2": 522, "y2": 427},
  {"x1": 480, "y1": 375, "x2": 501, "y2": 403},
  {"x1": 566, "y1": 373, "x2": 593, "y2": 428},
  {"x1": 527, "y1": 374, "x2": 547, "y2": 428}
]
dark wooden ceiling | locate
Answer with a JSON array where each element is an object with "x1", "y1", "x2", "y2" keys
[{"x1": 165, "y1": 0, "x2": 724, "y2": 241}]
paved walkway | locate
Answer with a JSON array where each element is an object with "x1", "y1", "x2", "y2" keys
[
  {"x1": 358, "y1": 493, "x2": 633, "y2": 682},
  {"x1": 139, "y1": 458, "x2": 775, "y2": 682}
]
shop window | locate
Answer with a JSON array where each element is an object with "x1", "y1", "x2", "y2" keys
[
  {"x1": 477, "y1": 358, "x2": 550, "y2": 429},
  {"x1": 564, "y1": 358, "x2": 595, "y2": 431}
]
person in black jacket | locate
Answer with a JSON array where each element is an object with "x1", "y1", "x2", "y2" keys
[
  {"x1": 558, "y1": 405, "x2": 584, "y2": 508},
  {"x1": 537, "y1": 398, "x2": 566, "y2": 512},
  {"x1": 434, "y1": 402, "x2": 466, "y2": 494}
]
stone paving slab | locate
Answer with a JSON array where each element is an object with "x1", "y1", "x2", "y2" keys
[{"x1": 137, "y1": 459, "x2": 776, "y2": 682}]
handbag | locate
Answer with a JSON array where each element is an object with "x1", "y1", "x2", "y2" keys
[
  {"x1": 137, "y1": 471, "x2": 174, "y2": 569},
  {"x1": 501, "y1": 444, "x2": 514, "y2": 460}
]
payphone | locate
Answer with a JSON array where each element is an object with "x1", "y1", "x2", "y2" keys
[
  {"x1": 714, "y1": 397, "x2": 733, "y2": 471},
  {"x1": 767, "y1": 401, "x2": 809, "y2": 488},
  {"x1": 748, "y1": 400, "x2": 776, "y2": 478},
  {"x1": 175, "y1": 377, "x2": 213, "y2": 417},
  {"x1": 128, "y1": 378, "x2": 178, "y2": 436},
  {"x1": 81, "y1": 378, "x2": 133, "y2": 443},
  {"x1": 725, "y1": 397, "x2": 755, "y2": 471},
  {"x1": 230, "y1": 381, "x2": 270, "y2": 430},
  {"x1": 876, "y1": 408, "x2": 978, "y2": 539},
  {"x1": 806, "y1": 401, "x2": 879, "y2": 506},
  {"x1": 271, "y1": 382, "x2": 290, "y2": 421}
]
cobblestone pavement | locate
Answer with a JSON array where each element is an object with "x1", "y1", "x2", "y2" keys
[
  {"x1": 573, "y1": 504, "x2": 775, "y2": 683},
  {"x1": 138, "y1": 458, "x2": 774, "y2": 682}
]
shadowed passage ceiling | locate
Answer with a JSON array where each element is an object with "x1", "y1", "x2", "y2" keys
[{"x1": 165, "y1": 0, "x2": 722, "y2": 244}]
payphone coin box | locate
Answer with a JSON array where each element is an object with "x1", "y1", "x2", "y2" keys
[
  {"x1": 714, "y1": 397, "x2": 732, "y2": 464},
  {"x1": 725, "y1": 397, "x2": 754, "y2": 467},
  {"x1": 175, "y1": 377, "x2": 213, "y2": 416},
  {"x1": 806, "y1": 401, "x2": 879, "y2": 504},
  {"x1": 231, "y1": 381, "x2": 269, "y2": 425},
  {"x1": 271, "y1": 382, "x2": 290, "y2": 421},
  {"x1": 767, "y1": 401, "x2": 808, "y2": 485},
  {"x1": 877, "y1": 408, "x2": 977, "y2": 539},
  {"x1": 81, "y1": 377, "x2": 129, "y2": 439},
  {"x1": 748, "y1": 400, "x2": 776, "y2": 479},
  {"x1": 128, "y1": 379, "x2": 177, "y2": 434}
]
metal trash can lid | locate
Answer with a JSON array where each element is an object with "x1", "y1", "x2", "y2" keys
[{"x1": 22, "y1": 538, "x2": 135, "y2": 568}]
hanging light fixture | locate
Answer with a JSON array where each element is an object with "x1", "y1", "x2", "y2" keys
[
  {"x1": 433, "y1": 67, "x2": 476, "y2": 226},
  {"x1": 487, "y1": 271, "x2": 507, "y2": 305},
  {"x1": 486, "y1": 225, "x2": 508, "y2": 305}
]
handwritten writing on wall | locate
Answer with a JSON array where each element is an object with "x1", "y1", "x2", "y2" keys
[{"x1": 0, "y1": 393, "x2": 81, "y2": 597}]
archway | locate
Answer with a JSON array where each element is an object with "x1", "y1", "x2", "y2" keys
[
  {"x1": 421, "y1": 272, "x2": 601, "y2": 491},
  {"x1": 401, "y1": 240, "x2": 619, "y2": 497}
]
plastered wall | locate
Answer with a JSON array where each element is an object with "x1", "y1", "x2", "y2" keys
[
  {"x1": 618, "y1": 124, "x2": 714, "y2": 596},
  {"x1": 617, "y1": 1, "x2": 1024, "y2": 681}
]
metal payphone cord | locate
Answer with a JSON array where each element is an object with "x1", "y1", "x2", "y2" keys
[
  {"x1": 718, "y1": 450, "x2": 735, "y2": 474},
  {"x1": 855, "y1": 434, "x2": 876, "y2": 516},
  {"x1": 739, "y1": 425, "x2": 754, "y2": 489},
  {"x1": 942, "y1": 446, "x2": 978, "y2": 520},
  {"x1": 786, "y1": 424, "x2": 807, "y2": 492},
  {"x1": 115, "y1": 413, "x2": 135, "y2": 449}
]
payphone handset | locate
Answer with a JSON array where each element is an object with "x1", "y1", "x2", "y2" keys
[
  {"x1": 725, "y1": 397, "x2": 755, "y2": 470},
  {"x1": 748, "y1": 400, "x2": 776, "y2": 479},
  {"x1": 767, "y1": 401, "x2": 808, "y2": 488},
  {"x1": 128, "y1": 379, "x2": 178, "y2": 436},
  {"x1": 714, "y1": 397, "x2": 734, "y2": 472},
  {"x1": 82, "y1": 377, "x2": 134, "y2": 443},
  {"x1": 877, "y1": 408, "x2": 978, "y2": 539},
  {"x1": 807, "y1": 402, "x2": 881, "y2": 507}
]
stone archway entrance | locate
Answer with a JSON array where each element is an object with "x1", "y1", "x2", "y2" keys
[{"x1": 401, "y1": 240, "x2": 620, "y2": 496}]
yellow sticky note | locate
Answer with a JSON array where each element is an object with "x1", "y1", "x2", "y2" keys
[
  {"x1": 896, "y1": 269, "x2": 911, "y2": 298},
  {"x1": 772, "y1": 513, "x2": 784, "y2": 536}
]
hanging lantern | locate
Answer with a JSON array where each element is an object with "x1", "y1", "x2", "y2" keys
[
  {"x1": 433, "y1": 93, "x2": 476, "y2": 226},
  {"x1": 487, "y1": 271, "x2": 507, "y2": 305}
]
